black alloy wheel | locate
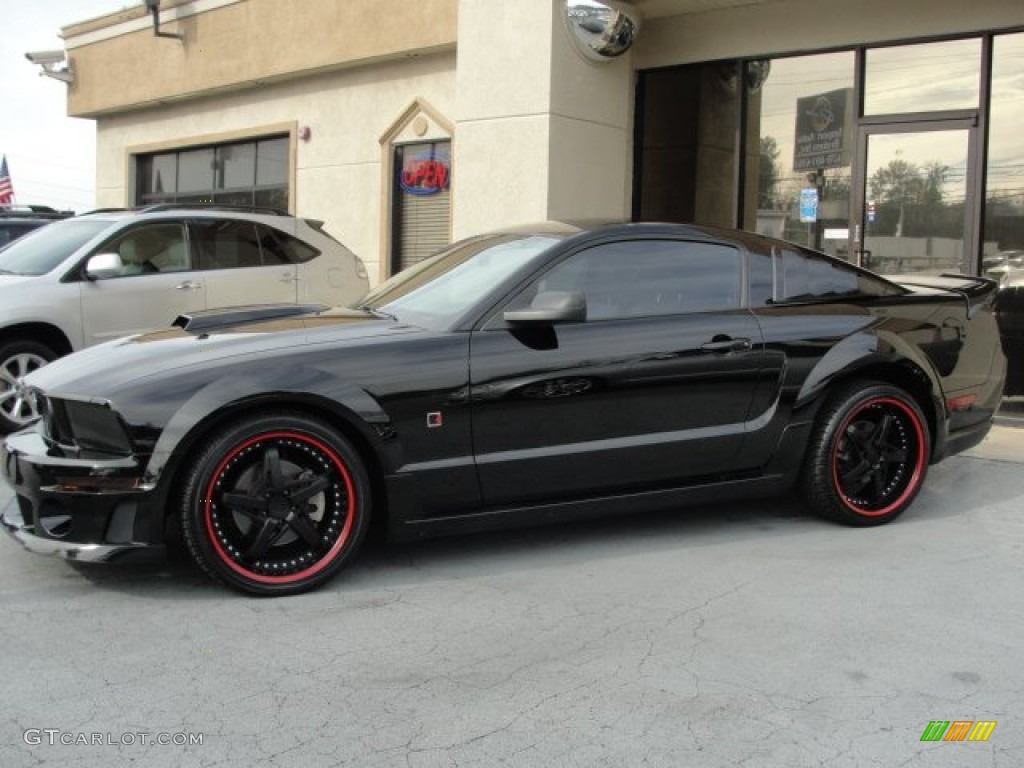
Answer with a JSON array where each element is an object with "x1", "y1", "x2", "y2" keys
[
  {"x1": 180, "y1": 412, "x2": 371, "y2": 595},
  {"x1": 800, "y1": 381, "x2": 930, "y2": 526}
]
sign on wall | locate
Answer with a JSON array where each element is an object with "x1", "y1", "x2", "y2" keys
[
  {"x1": 399, "y1": 152, "x2": 450, "y2": 196},
  {"x1": 793, "y1": 87, "x2": 854, "y2": 171}
]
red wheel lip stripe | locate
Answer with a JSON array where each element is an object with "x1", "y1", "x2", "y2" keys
[
  {"x1": 203, "y1": 431, "x2": 356, "y2": 585},
  {"x1": 832, "y1": 397, "x2": 927, "y2": 518}
]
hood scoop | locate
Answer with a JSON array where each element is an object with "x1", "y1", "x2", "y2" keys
[{"x1": 172, "y1": 303, "x2": 329, "y2": 334}]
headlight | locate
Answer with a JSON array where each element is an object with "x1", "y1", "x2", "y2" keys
[{"x1": 41, "y1": 396, "x2": 134, "y2": 455}]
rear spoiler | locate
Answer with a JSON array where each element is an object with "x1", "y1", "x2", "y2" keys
[
  {"x1": 172, "y1": 303, "x2": 328, "y2": 334},
  {"x1": 892, "y1": 273, "x2": 998, "y2": 316}
]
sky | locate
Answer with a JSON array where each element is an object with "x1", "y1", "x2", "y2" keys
[{"x1": 0, "y1": 1, "x2": 133, "y2": 212}]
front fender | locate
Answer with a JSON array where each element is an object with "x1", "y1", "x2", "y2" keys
[{"x1": 132, "y1": 364, "x2": 393, "y2": 485}]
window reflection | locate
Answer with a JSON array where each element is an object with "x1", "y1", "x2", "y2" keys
[
  {"x1": 983, "y1": 32, "x2": 1024, "y2": 273},
  {"x1": 865, "y1": 39, "x2": 980, "y2": 115},
  {"x1": 750, "y1": 51, "x2": 854, "y2": 258}
]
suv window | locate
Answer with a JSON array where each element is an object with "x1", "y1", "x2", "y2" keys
[
  {"x1": 521, "y1": 239, "x2": 742, "y2": 320},
  {"x1": 258, "y1": 224, "x2": 320, "y2": 265},
  {"x1": 193, "y1": 220, "x2": 263, "y2": 270},
  {"x1": 99, "y1": 223, "x2": 190, "y2": 276},
  {"x1": 191, "y1": 220, "x2": 318, "y2": 269}
]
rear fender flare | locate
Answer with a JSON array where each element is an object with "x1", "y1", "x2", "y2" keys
[{"x1": 795, "y1": 330, "x2": 942, "y2": 414}]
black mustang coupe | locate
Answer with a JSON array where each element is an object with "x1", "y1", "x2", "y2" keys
[{"x1": 1, "y1": 223, "x2": 1007, "y2": 595}]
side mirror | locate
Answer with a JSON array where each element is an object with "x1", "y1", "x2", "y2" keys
[
  {"x1": 85, "y1": 252, "x2": 124, "y2": 280},
  {"x1": 504, "y1": 291, "x2": 587, "y2": 326}
]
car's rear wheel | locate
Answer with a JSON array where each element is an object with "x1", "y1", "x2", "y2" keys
[
  {"x1": 180, "y1": 412, "x2": 371, "y2": 595},
  {"x1": 800, "y1": 381, "x2": 930, "y2": 526},
  {"x1": 0, "y1": 339, "x2": 57, "y2": 432}
]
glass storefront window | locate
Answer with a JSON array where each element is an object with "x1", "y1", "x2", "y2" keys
[
  {"x1": 983, "y1": 32, "x2": 1024, "y2": 276},
  {"x1": 750, "y1": 51, "x2": 854, "y2": 257},
  {"x1": 177, "y1": 148, "x2": 215, "y2": 194},
  {"x1": 136, "y1": 136, "x2": 289, "y2": 210},
  {"x1": 217, "y1": 143, "x2": 256, "y2": 192},
  {"x1": 865, "y1": 38, "x2": 981, "y2": 115},
  {"x1": 256, "y1": 138, "x2": 288, "y2": 187},
  {"x1": 862, "y1": 129, "x2": 971, "y2": 274}
]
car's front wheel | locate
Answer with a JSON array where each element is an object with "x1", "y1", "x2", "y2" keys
[
  {"x1": 0, "y1": 339, "x2": 58, "y2": 432},
  {"x1": 800, "y1": 381, "x2": 931, "y2": 526},
  {"x1": 180, "y1": 412, "x2": 371, "y2": 595}
]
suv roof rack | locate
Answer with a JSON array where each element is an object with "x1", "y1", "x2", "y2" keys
[
  {"x1": 136, "y1": 203, "x2": 290, "y2": 216},
  {"x1": 0, "y1": 204, "x2": 74, "y2": 218}
]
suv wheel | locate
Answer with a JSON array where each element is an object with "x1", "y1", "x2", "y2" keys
[{"x1": 0, "y1": 340, "x2": 57, "y2": 432}]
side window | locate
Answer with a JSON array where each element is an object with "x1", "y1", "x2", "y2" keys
[
  {"x1": 777, "y1": 246, "x2": 900, "y2": 300},
  {"x1": 98, "y1": 223, "x2": 189, "y2": 276},
  {"x1": 257, "y1": 225, "x2": 320, "y2": 265},
  {"x1": 514, "y1": 239, "x2": 742, "y2": 321},
  {"x1": 193, "y1": 220, "x2": 263, "y2": 270}
]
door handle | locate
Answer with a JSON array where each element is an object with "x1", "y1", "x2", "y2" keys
[
  {"x1": 279, "y1": 273, "x2": 299, "y2": 283},
  {"x1": 700, "y1": 337, "x2": 752, "y2": 353},
  {"x1": 175, "y1": 280, "x2": 202, "y2": 291}
]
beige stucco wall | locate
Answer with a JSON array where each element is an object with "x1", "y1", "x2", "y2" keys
[
  {"x1": 65, "y1": 0, "x2": 457, "y2": 117},
  {"x1": 95, "y1": 52, "x2": 457, "y2": 282},
  {"x1": 452, "y1": 0, "x2": 634, "y2": 239}
]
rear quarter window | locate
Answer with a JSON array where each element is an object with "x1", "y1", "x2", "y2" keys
[{"x1": 777, "y1": 246, "x2": 902, "y2": 301}]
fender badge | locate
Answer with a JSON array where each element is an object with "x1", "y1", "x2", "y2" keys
[{"x1": 426, "y1": 412, "x2": 443, "y2": 428}]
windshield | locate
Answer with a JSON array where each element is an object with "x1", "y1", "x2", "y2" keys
[
  {"x1": 359, "y1": 234, "x2": 561, "y2": 327},
  {"x1": 0, "y1": 219, "x2": 110, "y2": 276}
]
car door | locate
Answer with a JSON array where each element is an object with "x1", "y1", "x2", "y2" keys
[
  {"x1": 468, "y1": 237, "x2": 765, "y2": 507},
  {"x1": 79, "y1": 221, "x2": 206, "y2": 345},
  {"x1": 191, "y1": 219, "x2": 298, "y2": 308}
]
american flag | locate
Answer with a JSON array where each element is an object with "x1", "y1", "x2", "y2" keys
[{"x1": 0, "y1": 155, "x2": 14, "y2": 204}]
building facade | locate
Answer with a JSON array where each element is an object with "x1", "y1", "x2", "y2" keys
[{"x1": 58, "y1": 0, "x2": 1023, "y2": 285}]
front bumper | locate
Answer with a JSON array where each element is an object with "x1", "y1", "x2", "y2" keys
[{"x1": 1, "y1": 428, "x2": 164, "y2": 563}]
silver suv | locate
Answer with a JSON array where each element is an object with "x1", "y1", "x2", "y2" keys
[{"x1": 0, "y1": 205, "x2": 369, "y2": 431}]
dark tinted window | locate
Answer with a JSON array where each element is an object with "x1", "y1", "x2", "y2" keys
[
  {"x1": 777, "y1": 246, "x2": 902, "y2": 300},
  {"x1": 0, "y1": 223, "x2": 42, "y2": 247},
  {"x1": 193, "y1": 220, "x2": 263, "y2": 270},
  {"x1": 749, "y1": 251, "x2": 775, "y2": 306},
  {"x1": 257, "y1": 225, "x2": 319, "y2": 265},
  {"x1": 136, "y1": 135, "x2": 289, "y2": 208},
  {"x1": 528, "y1": 240, "x2": 742, "y2": 320}
]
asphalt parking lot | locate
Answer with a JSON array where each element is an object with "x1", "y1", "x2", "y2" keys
[{"x1": 1, "y1": 405, "x2": 1022, "y2": 767}]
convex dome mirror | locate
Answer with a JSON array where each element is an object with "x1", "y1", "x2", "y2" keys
[{"x1": 564, "y1": 1, "x2": 641, "y2": 62}]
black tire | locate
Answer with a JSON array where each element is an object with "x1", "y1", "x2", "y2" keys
[
  {"x1": 180, "y1": 412, "x2": 371, "y2": 596},
  {"x1": 799, "y1": 381, "x2": 931, "y2": 526},
  {"x1": 0, "y1": 339, "x2": 58, "y2": 432}
]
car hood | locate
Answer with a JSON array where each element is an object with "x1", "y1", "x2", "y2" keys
[
  {"x1": 26, "y1": 306, "x2": 416, "y2": 396},
  {"x1": 0, "y1": 273, "x2": 38, "y2": 287}
]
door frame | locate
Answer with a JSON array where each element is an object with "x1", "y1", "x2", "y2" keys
[{"x1": 850, "y1": 112, "x2": 980, "y2": 274}]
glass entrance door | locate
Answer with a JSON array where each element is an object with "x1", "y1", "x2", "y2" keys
[{"x1": 852, "y1": 122, "x2": 977, "y2": 275}]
